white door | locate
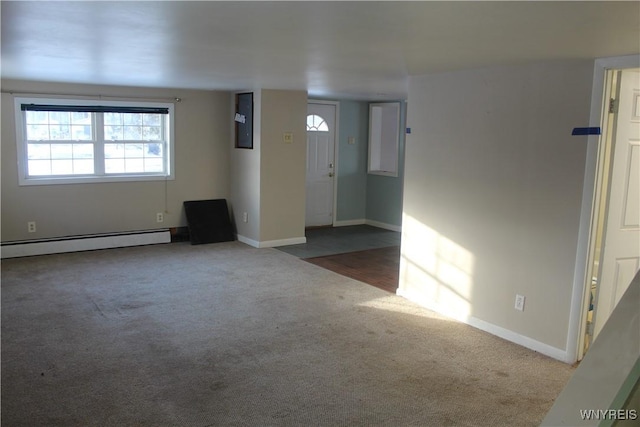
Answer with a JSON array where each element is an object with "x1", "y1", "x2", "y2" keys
[
  {"x1": 593, "y1": 69, "x2": 640, "y2": 339},
  {"x1": 306, "y1": 103, "x2": 336, "y2": 227}
]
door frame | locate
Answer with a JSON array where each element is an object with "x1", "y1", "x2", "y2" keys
[
  {"x1": 567, "y1": 55, "x2": 640, "y2": 363},
  {"x1": 307, "y1": 99, "x2": 340, "y2": 227}
]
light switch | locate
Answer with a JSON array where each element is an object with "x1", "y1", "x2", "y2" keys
[
  {"x1": 348, "y1": 136, "x2": 356, "y2": 145},
  {"x1": 283, "y1": 132, "x2": 293, "y2": 144}
]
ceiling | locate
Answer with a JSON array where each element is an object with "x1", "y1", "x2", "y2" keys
[{"x1": 2, "y1": 1, "x2": 639, "y2": 100}]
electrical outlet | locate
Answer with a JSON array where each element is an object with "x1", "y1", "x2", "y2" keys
[
  {"x1": 242, "y1": 212, "x2": 248, "y2": 223},
  {"x1": 156, "y1": 213, "x2": 164, "y2": 223},
  {"x1": 515, "y1": 294, "x2": 526, "y2": 311},
  {"x1": 27, "y1": 221, "x2": 36, "y2": 233}
]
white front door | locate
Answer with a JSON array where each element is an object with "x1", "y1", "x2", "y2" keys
[
  {"x1": 306, "y1": 102, "x2": 336, "y2": 227},
  {"x1": 593, "y1": 69, "x2": 640, "y2": 339}
]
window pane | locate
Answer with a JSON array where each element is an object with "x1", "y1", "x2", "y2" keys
[
  {"x1": 49, "y1": 111, "x2": 70, "y2": 125},
  {"x1": 71, "y1": 125, "x2": 92, "y2": 140},
  {"x1": 144, "y1": 158, "x2": 164, "y2": 172},
  {"x1": 125, "y1": 158, "x2": 144, "y2": 172},
  {"x1": 26, "y1": 125, "x2": 50, "y2": 140},
  {"x1": 143, "y1": 126, "x2": 161, "y2": 140},
  {"x1": 51, "y1": 159, "x2": 73, "y2": 175},
  {"x1": 73, "y1": 159, "x2": 94, "y2": 174},
  {"x1": 29, "y1": 143, "x2": 93, "y2": 175},
  {"x1": 105, "y1": 159, "x2": 125, "y2": 173},
  {"x1": 28, "y1": 144, "x2": 51, "y2": 160},
  {"x1": 104, "y1": 112, "x2": 122, "y2": 125},
  {"x1": 73, "y1": 144, "x2": 93, "y2": 159},
  {"x1": 105, "y1": 142, "x2": 164, "y2": 174},
  {"x1": 143, "y1": 114, "x2": 160, "y2": 126},
  {"x1": 25, "y1": 112, "x2": 94, "y2": 142},
  {"x1": 50, "y1": 144, "x2": 73, "y2": 159},
  {"x1": 123, "y1": 125, "x2": 142, "y2": 140},
  {"x1": 123, "y1": 113, "x2": 142, "y2": 126},
  {"x1": 145, "y1": 143, "x2": 163, "y2": 157},
  {"x1": 71, "y1": 112, "x2": 91, "y2": 125},
  {"x1": 105, "y1": 125, "x2": 123, "y2": 140},
  {"x1": 26, "y1": 111, "x2": 49, "y2": 124},
  {"x1": 50, "y1": 125, "x2": 71, "y2": 140},
  {"x1": 125, "y1": 143, "x2": 143, "y2": 158},
  {"x1": 306, "y1": 114, "x2": 328, "y2": 131},
  {"x1": 105, "y1": 143, "x2": 124, "y2": 159},
  {"x1": 28, "y1": 160, "x2": 51, "y2": 176}
]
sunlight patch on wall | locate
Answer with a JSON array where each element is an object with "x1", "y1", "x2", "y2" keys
[{"x1": 397, "y1": 213, "x2": 476, "y2": 321}]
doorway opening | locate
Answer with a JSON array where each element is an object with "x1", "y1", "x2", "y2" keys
[
  {"x1": 580, "y1": 67, "x2": 640, "y2": 359},
  {"x1": 306, "y1": 101, "x2": 338, "y2": 227}
]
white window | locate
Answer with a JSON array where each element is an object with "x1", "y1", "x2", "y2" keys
[
  {"x1": 15, "y1": 97, "x2": 174, "y2": 185},
  {"x1": 306, "y1": 114, "x2": 329, "y2": 131},
  {"x1": 368, "y1": 102, "x2": 400, "y2": 177}
]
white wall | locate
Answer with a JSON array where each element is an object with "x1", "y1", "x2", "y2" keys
[
  {"x1": 231, "y1": 89, "x2": 307, "y2": 247},
  {"x1": 230, "y1": 90, "x2": 262, "y2": 244},
  {"x1": 259, "y1": 89, "x2": 307, "y2": 244},
  {"x1": 1, "y1": 79, "x2": 231, "y2": 242},
  {"x1": 399, "y1": 61, "x2": 594, "y2": 360}
]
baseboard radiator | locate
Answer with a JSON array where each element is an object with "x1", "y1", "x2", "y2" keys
[{"x1": 1, "y1": 230, "x2": 171, "y2": 259}]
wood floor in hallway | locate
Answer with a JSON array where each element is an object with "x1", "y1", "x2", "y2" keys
[{"x1": 304, "y1": 245, "x2": 400, "y2": 293}]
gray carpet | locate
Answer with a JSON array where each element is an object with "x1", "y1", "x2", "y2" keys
[{"x1": 1, "y1": 242, "x2": 574, "y2": 426}]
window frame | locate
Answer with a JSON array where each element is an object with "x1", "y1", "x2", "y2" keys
[
  {"x1": 368, "y1": 102, "x2": 400, "y2": 177},
  {"x1": 14, "y1": 96, "x2": 175, "y2": 186}
]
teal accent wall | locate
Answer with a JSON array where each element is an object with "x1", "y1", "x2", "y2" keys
[
  {"x1": 321, "y1": 98, "x2": 405, "y2": 227},
  {"x1": 366, "y1": 101, "x2": 406, "y2": 227},
  {"x1": 335, "y1": 100, "x2": 369, "y2": 222}
]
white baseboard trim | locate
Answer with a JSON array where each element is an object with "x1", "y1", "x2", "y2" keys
[
  {"x1": 236, "y1": 235, "x2": 260, "y2": 248},
  {"x1": 467, "y1": 315, "x2": 568, "y2": 363},
  {"x1": 333, "y1": 219, "x2": 366, "y2": 227},
  {"x1": 258, "y1": 237, "x2": 306, "y2": 248},
  {"x1": 236, "y1": 235, "x2": 306, "y2": 248},
  {"x1": 258, "y1": 237, "x2": 307, "y2": 248},
  {"x1": 333, "y1": 218, "x2": 401, "y2": 232},
  {"x1": 1, "y1": 230, "x2": 171, "y2": 259},
  {"x1": 365, "y1": 219, "x2": 402, "y2": 232},
  {"x1": 396, "y1": 287, "x2": 568, "y2": 362}
]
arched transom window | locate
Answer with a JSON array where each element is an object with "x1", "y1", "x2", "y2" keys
[{"x1": 306, "y1": 114, "x2": 329, "y2": 131}]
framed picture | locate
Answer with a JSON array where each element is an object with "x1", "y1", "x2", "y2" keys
[{"x1": 235, "y1": 92, "x2": 253, "y2": 149}]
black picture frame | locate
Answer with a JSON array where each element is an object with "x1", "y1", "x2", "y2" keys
[{"x1": 235, "y1": 92, "x2": 253, "y2": 149}]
